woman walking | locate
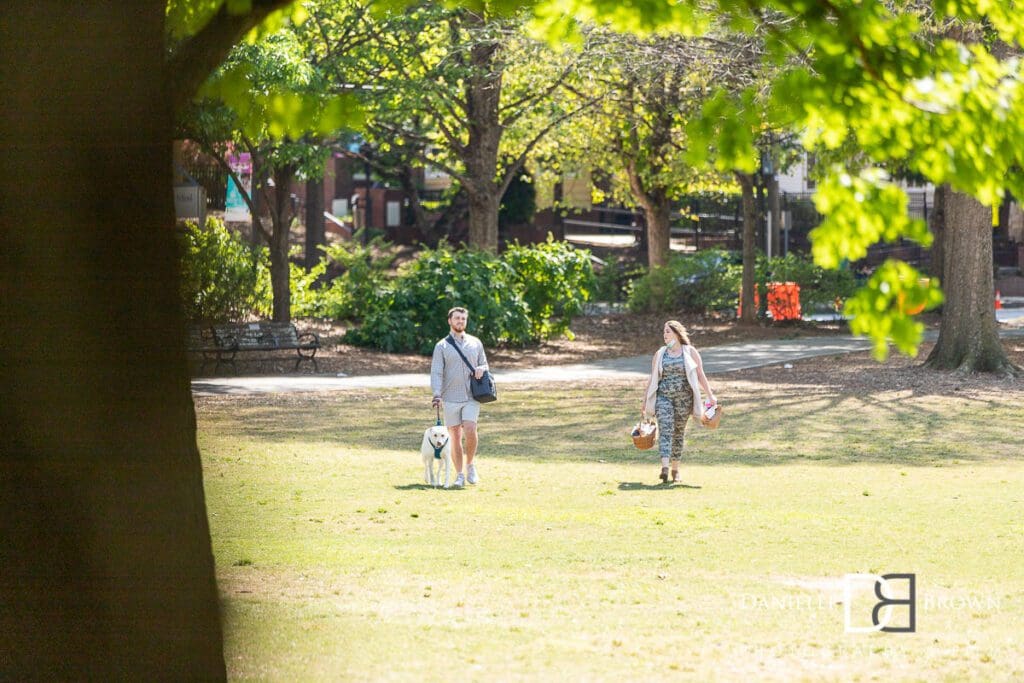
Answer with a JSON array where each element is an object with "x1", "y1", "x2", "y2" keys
[{"x1": 641, "y1": 321, "x2": 717, "y2": 483}]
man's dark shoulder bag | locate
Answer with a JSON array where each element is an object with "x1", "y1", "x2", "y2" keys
[{"x1": 447, "y1": 335, "x2": 497, "y2": 403}]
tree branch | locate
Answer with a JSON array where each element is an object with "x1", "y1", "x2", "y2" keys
[
  {"x1": 166, "y1": 0, "x2": 296, "y2": 117},
  {"x1": 497, "y1": 96, "x2": 603, "y2": 197}
]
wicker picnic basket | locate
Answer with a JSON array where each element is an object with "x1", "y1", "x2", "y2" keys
[
  {"x1": 700, "y1": 402, "x2": 723, "y2": 430},
  {"x1": 630, "y1": 413, "x2": 658, "y2": 450}
]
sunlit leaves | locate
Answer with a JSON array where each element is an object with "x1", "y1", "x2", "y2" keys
[
  {"x1": 166, "y1": 0, "x2": 304, "y2": 41},
  {"x1": 244, "y1": 2, "x2": 309, "y2": 43},
  {"x1": 935, "y1": 0, "x2": 1024, "y2": 46},
  {"x1": 196, "y1": 34, "x2": 363, "y2": 141},
  {"x1": 685, "y1": 89, "x2": 759, "y2": 174},
  {"x1": 528, "y1": 0, "x2": 1024, "y2": 353},
  {"x1": 844, "y1": 260, "x2": 944, "y2": 360},
  {"x1": 809, "y1": 167, "x2": 931, "y2": 269},
  {"x1": 528, "y1": 0, "x2": 709, "y2": 43},
  {"x1": 167, "y1": 0, "x2": 226, "y2": 39}
]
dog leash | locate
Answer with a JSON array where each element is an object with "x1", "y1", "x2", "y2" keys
[{"x1": 433, "y1": 406, "x2": 449, "y2": 460}]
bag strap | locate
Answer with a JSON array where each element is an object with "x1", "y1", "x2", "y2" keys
[{"x1": 446, "y1": 334, "x2": 476, "y2": 373}]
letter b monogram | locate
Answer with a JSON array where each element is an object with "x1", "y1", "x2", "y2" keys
[{"x1": 844, "y1": 573, "x2": 916, "y2": 633}]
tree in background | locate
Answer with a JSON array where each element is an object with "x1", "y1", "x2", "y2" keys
[
  {"x1": 320, "y1": 1, "x2": 594, "y2": 251},
  {"x1": 537, "y1": 0, "x2": 1021, "y2": 372},
  {"x1": 538, "y1": 29, "x2": 748, "y2": 268},
  {"x1": 181, "y1": 30, "x2": 359, "y2": 322}
]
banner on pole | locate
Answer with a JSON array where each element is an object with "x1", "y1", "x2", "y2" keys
[{"x1": 225, "y1": 153, "x2": 253, "y2": 222}]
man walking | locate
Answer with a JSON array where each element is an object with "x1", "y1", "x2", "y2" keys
[{"x1": 431, "y1": 307, "x2": 489, "y2": 487}]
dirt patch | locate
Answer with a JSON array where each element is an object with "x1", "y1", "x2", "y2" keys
[
  {"x1": 715, "y1": 339, "x2": 1024, "y2": 399},
  {"x1": 488, "y1": 313, "x2": 846, "y2": 367}
]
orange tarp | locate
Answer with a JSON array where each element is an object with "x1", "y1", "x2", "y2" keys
[
  {"x1": 767, "y1": 282, "x2": 801, "y2": 321},
  {"x1": 738, "y1": 282, "x2": 801, "y2": 320}
]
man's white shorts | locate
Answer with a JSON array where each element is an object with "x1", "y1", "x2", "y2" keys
[{"x1": 444, "y1": 400, "x2": 480, "y2": 427}]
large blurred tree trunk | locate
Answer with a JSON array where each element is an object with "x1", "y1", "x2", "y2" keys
[
  {"x1": 737, "y1": 172, "x2": 759, "y2": 325},
  {"x1": 925, "y1": 190, "x2": 1016, "y2": 374},
  {"x1": 0, "y1": 3, "x2": 224, "y2": 679}
]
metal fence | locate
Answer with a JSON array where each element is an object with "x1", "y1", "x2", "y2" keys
[
  {"x1": 182, "y1": 162, "x2": 227, "y2": 211},
  {"x1": 562, "y1": 201, "x2": 744, "y2": 250},
  {"x1": 563, "y1": 190, "x2": 938, "y2": 266}
]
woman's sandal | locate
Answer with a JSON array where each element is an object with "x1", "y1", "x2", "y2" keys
[{"x1": 659, "y1": 467, "x2": 669, "y2": 483}]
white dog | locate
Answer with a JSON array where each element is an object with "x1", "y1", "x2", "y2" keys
[{"x1": 420, "y1": 424, "x2": 453, "y2": 488}]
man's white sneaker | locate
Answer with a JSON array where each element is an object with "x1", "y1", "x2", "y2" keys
[
  {"x1": 467, "y1": 463, "x2": 479, "y2": 485},
  {"x1": 453, "y1": 473, "x2": 465, "y2": 488}
]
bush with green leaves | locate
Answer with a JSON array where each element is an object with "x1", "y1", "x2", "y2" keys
[
  {"x1": 592, "y1": 254, "x2": 647, "y2": 304},
  {"x1": 756, "y1": 253, "x2": 858, "y2": 312},
  {"x1": 290, "y1": 233, "x2": 394, "y2": 320},
  {"x1": 179, "y1": 216, "x2": 268, "y2": 322},
  {"x1": 503, "y1": 237, "x2": 595, "y2": 340},
  {"x1": 345, "y1": 246, "x2": 534, "y2": 353},
  {"x1": 627, "y1": 250, "x2": 741, "y2": 314}
]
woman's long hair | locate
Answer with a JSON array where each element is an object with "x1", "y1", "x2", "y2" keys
[{"x1": 666, "y1": 320, "x2": 691, "y2": 346}]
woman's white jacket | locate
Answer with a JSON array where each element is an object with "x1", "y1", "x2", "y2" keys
[{"x1": 644, "y1": 345, "x2": 705, "y2": 420}]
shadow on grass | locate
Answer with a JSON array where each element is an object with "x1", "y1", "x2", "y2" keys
[
  {"x1": 392, "y1": 483, "x2": 463, "y2": 491},
  {"x1": 618, "y1": 482, "x2": 702, "y2": 491},
  {"x1": 195, "y1": 384, "x2": 1021, "y2": 467}
]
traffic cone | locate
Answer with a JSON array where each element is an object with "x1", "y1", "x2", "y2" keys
[{"x1": 995, "y1": 290, "x2": 1003, "y2": 310}]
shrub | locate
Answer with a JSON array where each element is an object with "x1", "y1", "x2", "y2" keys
[
  {"x1": 757, "y1": 253, "x2": 857, "y2": 312},
  {"x1": 288, "y1": 259, "x2": 328, "y2": 319},
  {"x1": 290, "y1": 233, "x2": 394, "y2": 320},
  {"x1": 503, "y1": 236, "x2": 595, "y2": 340},
  {"x1": 593, "y1": 254, "x2": 646, "y2": 304},
  {"x1": 179, "y1": 217, "x2": 268, "y2": 322},
  {"x1": 627, "y1": 250, "x2": 741, "y2": 314},
  {"x1": 344, "y1": 246, "x2": 533, "y2": 354}
]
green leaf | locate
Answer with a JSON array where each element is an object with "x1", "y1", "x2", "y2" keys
[
  {"x1": 844, "y1": 260, "x2": 943, "y2": 360},
  {"x1": 810, "y1": 168, "x2": 931, "y2": 269}
]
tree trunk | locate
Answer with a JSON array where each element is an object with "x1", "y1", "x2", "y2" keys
[
  {"x1": 641, "y1": 195, "x2": 672, "y2": 269},
  {"x1": 434, "y1": 187, "x2": 469, "y2": 246},
  {"x1": 462, "y1": 34, "x2": 502, "y2": 252},
  {"x1": 925, "y1": 190, "x2": 1017, "y2": 374},
  {"x1": 268, "y1": 234, "x2": 292, "y2": 322},
  {"x1": 466, "y1": 188, "x2": 500, "y2": 251},
  {"x1": 929, "y1": 183, "x2": 947, "y2": 282},
  {"x1": 625, "y1": 161, "x2": 671, "y2": 268},
  {"x1": 0, "y1": 3, "x2": 224, "y2": 679},
  {"x1": 304, "y1": 177, "x2": 325, "y2": 268},
  {"x1": 264, "y1": 165, "x2": 295, "y2": 322},
  {"x1": 737, "y1": 172, "x2": 759, "y2": 325}
]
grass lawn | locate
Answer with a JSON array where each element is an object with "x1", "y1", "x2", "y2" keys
[{"x1": 197, "y1": 374, "x2": 1024, "y2": 681}]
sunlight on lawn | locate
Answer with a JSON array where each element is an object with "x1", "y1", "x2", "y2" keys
[{"x1": 198, "y1": 383, "x2": 1024, "y2": 681}]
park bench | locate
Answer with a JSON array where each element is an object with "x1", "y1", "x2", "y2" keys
[{"x1": 189, "y1": 321, "x2": 320, "y2": 373}]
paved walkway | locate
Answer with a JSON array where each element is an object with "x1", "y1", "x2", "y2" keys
[{"x1": 191, "y1": 327, "x2": 1023, "y2": 396}]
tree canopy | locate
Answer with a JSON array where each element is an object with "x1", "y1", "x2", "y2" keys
[{"x1": 528, "y1": 0, "x2": 1021, "y2": 358}]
